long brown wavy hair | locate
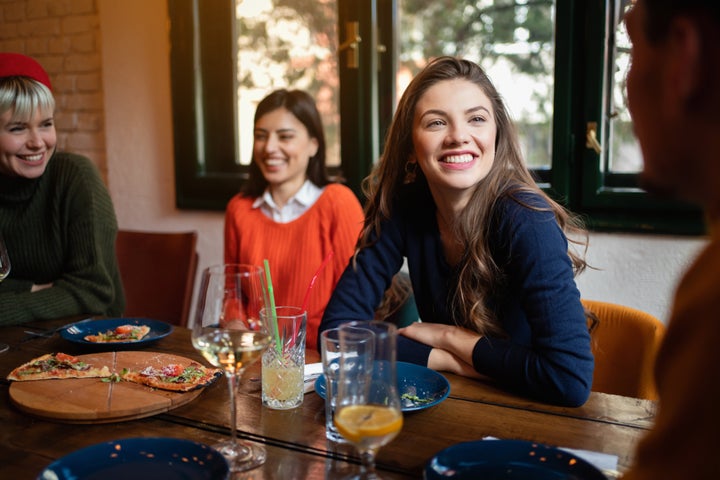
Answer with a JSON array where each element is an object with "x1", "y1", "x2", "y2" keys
[{"x1": 358, "y1": 56, "x2": 588, "y2": 337}]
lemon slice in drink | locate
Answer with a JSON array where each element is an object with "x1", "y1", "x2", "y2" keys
[{"x1": 334, "y1": 405, "x2": 403, "y2": 444}]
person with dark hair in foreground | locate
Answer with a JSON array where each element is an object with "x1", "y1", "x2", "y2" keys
[{"x1": 622, "y1": 1, "x2": 720, "y2": 478}]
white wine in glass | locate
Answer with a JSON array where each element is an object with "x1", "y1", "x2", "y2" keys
[
  {"x1": 191, "y1": 264, "x2": 272, "y2": 472},
  {"x1": 334, "y1": 321, "x2": 403, "y2": 479},
  {"x1": 0, "y1": 233, "x2": 11, "y2": 353}
]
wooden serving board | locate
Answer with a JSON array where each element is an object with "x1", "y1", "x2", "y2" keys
[{"x1": 8, "y1": 351, "x2": 213, "y2": 424}]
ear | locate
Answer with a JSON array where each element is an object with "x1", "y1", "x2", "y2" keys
[
  {"x1": 664, "y1": 16, "x2": 702, "y2": 109},
  {"x1": 308, "y1": 137, "x2": 319, "y2": 158}
]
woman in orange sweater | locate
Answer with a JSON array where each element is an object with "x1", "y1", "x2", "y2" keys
[{"x1": 224, "y1": 89, "x2": 364, "y2": 350}]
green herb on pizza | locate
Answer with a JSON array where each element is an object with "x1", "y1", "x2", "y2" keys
[
  {"x1": 120, "y1": 362, "x2": 222, "y2": 392},
  {"x1": 6, "y1": 353, "x2": 112, "y2": 381}
]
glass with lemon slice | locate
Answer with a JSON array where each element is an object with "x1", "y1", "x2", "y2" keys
[{"x1": 334, "y1": 321, "x2": 403, "y2": 479}]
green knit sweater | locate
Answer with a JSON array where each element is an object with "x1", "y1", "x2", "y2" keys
[{"x1": 0, "y1": 152, "x2": 125, "y2": 325}]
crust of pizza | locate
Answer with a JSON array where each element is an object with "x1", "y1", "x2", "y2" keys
[
  {"x1": 121, "y1": 362, "x2": 222, "y2": 392},
  {"x1": 83, "y1": 325, "x2": 151, "y2": 343},
  {"x1": 7, "y1": 353, "x2": 112, "y2": 382}
]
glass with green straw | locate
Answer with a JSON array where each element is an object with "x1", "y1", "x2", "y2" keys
[{"x1": 263, "y1": 259, "x2": 281, "y2": 354}]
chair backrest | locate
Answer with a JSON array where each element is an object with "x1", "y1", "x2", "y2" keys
[
  {"x1": 582, "y1": 299, "x2": 665, "y2": 400},
  {"x1": 115, "y1": 230, "x2": 199, "y2": 327}
]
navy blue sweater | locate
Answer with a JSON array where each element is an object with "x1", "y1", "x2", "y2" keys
[{"x1": 320, "y1": 183, "x2": 594, "y2": 407}]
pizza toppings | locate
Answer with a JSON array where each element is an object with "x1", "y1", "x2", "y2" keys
[
  {"x1": 7, "y1": 353, "x2": 220, "y2": 393},
  {"x1": 7, "y1": 353, "x2": 112, "y2": 381},
  {"x1": 18, "y1": 352, "x2": 90, "y2": 375},
  {"x1": 139, "y1": 363, "x2": 203, "y2": 381},
  {"x1": 121, "y1": 362, "x2": 222, "y2": 392},
  {"x1": 84, "y1": 324, "x2": 151, "y2": 343},
  {"x1": 101, "y1": 369, "x2": 128, "y2": 383}
]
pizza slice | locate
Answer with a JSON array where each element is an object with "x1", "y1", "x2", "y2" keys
[
  {"x1": 7, "y1": 352, "x2": 112, "y2": 381},
  {"x1": 84, "y1": 324, "x2": 151, "y2": 343},
  {"x1": 121, "y1": 362, "x2": 222, "y2": 392}
]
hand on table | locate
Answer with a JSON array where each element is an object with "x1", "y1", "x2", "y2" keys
[{"x1": 399, "y1": 322, "x2": 483, "y2": 377}]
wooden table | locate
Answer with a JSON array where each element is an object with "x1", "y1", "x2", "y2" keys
[{"x1": 1, "y1": 317, "x2": 656, "y2": 479}]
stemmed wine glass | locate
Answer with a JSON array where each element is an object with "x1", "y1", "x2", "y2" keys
[
  {"x1": 334, "y1": 321, "x2": 403, "y2": 479},
  {"x1": 191, "y1": 264, "x2": 273, "y2": 472},
  {"x1": 0, "y1": 233, "x2": 11, "y2": 353}
]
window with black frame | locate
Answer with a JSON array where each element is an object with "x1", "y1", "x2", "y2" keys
[
  {"x1": 169, "y1": 0, "x2": 704, "y2": 235},
  {"x1": 168, "y1": 0, "x2": 340, "y2": 210},
  {"x1": 576, "y1": 0, "x2": 704, "y2": 233}
]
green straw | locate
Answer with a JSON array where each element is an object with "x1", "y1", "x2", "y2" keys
[{"x1": 263, "y1": 259, "x2": 281, "y2": 354}]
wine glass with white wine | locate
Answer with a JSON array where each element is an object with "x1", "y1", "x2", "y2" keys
[
  {"x1": 334, "y1": 321, "x2": 403, "y2": 479},
  {"x1": 191, "y1": 264, "x2": 273, "y2": 472},
  {"x1": 0, "y1": 233, "x2": 11, "y2": 353}
]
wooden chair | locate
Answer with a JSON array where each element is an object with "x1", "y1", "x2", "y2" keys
[
  {"x1": 115, "y1": 230, "x2": 199, "y2": 327},
  {"x1": 582, "y1": 299, "x2": 666, "y2": 400}
]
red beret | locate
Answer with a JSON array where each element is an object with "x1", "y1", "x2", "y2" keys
[{"x1": 0, "y1": 52, "x2": 52, "y2": 90}]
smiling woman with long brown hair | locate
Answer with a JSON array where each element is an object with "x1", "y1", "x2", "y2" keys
[{"x1": 320, "y1": 56, "x2": 593, "y2": 407}]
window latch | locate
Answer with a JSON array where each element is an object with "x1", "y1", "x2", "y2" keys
[
  {"x1": 339, "y1": 22, "x2": 361, "y2": 69},
  {"x1": 586, "y1": 122, "x2": 602, "y2": 154}
]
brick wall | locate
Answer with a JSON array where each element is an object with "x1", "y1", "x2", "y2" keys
[{"x1": 0, "y1": 0, "x2": 107, "y2": 180}]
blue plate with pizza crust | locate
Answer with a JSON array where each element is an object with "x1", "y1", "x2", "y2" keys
[{"x1": 59, "y1": 317, "x2": 173, "y2": 349}]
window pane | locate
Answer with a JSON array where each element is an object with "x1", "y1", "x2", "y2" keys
[
  {"x1": 397, "y1": 0, "x2": 556, "y2": 169},
  {"x1": 234, "y1": 0, "x2": 340, "y2": 166},
  {"x1": 607, "y1": 0, "x2": 641, "y2": 173}
]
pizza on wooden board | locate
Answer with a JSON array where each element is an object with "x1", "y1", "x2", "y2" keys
[
  {"x1": 83, "y1": 324, "x2": 151, "y2": 343},
  {"x1": 120, "y1": 362, "x2": 222, "y2": 392},
  {"x1": 6, "y1": 352, "x2": 112, "y2": 381},
  {"x1": 7, "y1": 353, "x2": 221, "y2": 393}
]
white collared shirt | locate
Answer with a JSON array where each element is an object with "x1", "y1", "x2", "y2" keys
[{"x1": 252, "y1": 180, "x2": 325, "y2": 223}]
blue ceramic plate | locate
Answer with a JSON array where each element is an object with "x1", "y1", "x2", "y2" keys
[
  {"x1": 315, "y1": 361, "x2": 450, "y2": 412},
  {"x1": 424, "y1": 439, "x2": 607, "y2": 480},
  {"x1": 37, "y1": 437, "x2": 230, "y2": 480},
  {"x1": 60, "y1": 317, "x2": 173, "y2": 348}
]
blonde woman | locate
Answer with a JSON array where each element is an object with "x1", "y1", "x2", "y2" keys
[{"x1": 0, "y1": 53, "x2": 124, "y2": 324}]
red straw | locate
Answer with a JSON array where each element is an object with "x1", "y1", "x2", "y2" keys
[{"x1": 300, "y1": 251, "x2": 334, "y2": 312}]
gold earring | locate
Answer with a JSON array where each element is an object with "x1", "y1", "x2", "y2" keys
[{"x1": 404, "y1": 161, "x2": 417, "y2": 183}]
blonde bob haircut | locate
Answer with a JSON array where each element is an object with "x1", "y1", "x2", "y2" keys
[{"x1": 0, "y1": 76, "x2": 55, "y2": 121}]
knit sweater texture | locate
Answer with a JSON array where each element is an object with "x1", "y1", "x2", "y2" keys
[
  {"x1": 225, "y1": 183, "x2": 364, "y2": 350},
  {"x1": 0, "y1": 152, "x2": 125, "y2": 325},
  {"x1": 320, "y1": 181, "x2": 594, "y2": 407}
]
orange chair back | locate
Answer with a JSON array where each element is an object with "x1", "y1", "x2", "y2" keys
[
  {"x1": 582, "y1": 299, "x2": 665, "y2": 400},
  {"x1": 115, "y1": 230, "x2": 198, "y2": 326}
]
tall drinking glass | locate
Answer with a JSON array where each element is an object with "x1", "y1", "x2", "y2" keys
[
  {"x1": 0, "y1": 233, "x2": 11, "y2": 353},
  {"x1": 321, "y1": 327, "x2": 376, "y2": 443},
  {"x1": 191, "y1": 264, "x2": 272, "y2": 472},
  {"x1": 334, "y1": 321, "x2": 403, "y2": 479}
]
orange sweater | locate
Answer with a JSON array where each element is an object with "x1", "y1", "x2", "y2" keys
[{"x1": 224, "y1": 184, "x2": 364, "y2": 350}]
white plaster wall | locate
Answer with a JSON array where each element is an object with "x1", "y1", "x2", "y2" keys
[
  {"x1": 97, "y1": 0, "x2": 708, "y2": 326},
  {"x1": 98, "y1": 0, "x2": 225, "y2": 322},
  {"x1": 576, "y1": 233, "x2": 707, "y2": 322}
]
